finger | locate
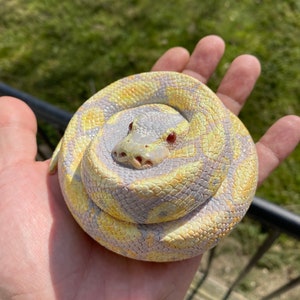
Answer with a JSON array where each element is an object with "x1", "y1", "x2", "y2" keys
[
  {"x1": 0, "y1": 97, "x2": 37, "y2": 169},
  {"x1": 151, "y1": 47, "x2": 190, "y2": 72},
  {"x1": 182, "y1": 35, "x2": 225, "y2": 83},
  {"x1": 217, "y1": 55, "x2": 261, "y2": 115},
  {"x1": 256, "y1": 115, "x2": 300, "y2": 186}
]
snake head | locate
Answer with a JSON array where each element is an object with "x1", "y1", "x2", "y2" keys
[
  {"x1": 112, "y1": 140, "x2": 170, "y2": 169},
  {"x1": 112, "y1": 111, "x2": 187, "y2": 169}
]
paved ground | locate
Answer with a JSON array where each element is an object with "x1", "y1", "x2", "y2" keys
[{"x1": 185, "y1": 271, "x2": 246, "y2": 300}]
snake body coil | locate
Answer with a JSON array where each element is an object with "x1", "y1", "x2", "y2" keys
[{"x1": 50, "y1": 71, "x2": 258, "y2": 262}]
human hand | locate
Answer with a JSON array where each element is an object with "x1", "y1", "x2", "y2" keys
[{"x1": 0, "y1": 35, "x2": 299, "y2": 300}]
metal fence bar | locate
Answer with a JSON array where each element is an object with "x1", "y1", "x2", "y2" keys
[
  {"x1": 261, "y1": 275, "x2": 300, "y2": 300},
  {"x1": 222, "y1": 228, "x2": 281, "y2": 299},
  {"x1": 249, "y1": 197, "x2": 300, "y2": 239},
  {"x1": 0, "y1": 82, "x2": 72, "y2": 128}
]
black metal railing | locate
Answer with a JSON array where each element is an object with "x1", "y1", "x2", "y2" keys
[{"x1": 1, "y1": 82, "x2": 299, "y2": 299}]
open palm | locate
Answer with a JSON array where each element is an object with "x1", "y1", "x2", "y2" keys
[{"x1": 1, "y1": 35, "x2": 299, "y2": 300}]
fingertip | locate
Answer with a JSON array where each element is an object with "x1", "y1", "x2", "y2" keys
[
  {"x1": 279, "y1": 114, "x2": 300, "y2": 132},
  {"x1": 232, "y1": 54, "x2": 261, "y2": 78},
  {"x1": 197, "y1": 35, "x2": 226, "y2": 51},
  {"x1": 270, "y1": 115, "x2": 300, "y2": 156},
  {"x1": 183, "y1": 35, "x2": 226, "y2": 83},
  {"x1": 217, "y1": 54, "x2": 261, "y2": 115},
  {"x1": 151, "y1": 47, "x2": 190, "y2": 72},
  {"x1": 264, "y1": 115, "x2": 300, "y2": 149}
]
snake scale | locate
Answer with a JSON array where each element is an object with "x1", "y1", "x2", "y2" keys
[{"x1": 49, "y1": 71, "x2": 258, "y2": 262}]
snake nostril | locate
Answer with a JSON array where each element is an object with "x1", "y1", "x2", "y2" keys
[
  {"x1": 120, "y1": 152, "x2": 127, "y2": 157},
  {"x1": 145, "y1": 160, "x2": 153, "y2": 167},
  {"x1": 135, "y1": 156, "x2": 143, "y2": 164}
]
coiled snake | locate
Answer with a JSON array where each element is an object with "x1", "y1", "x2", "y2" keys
[{"x1": 49, "y1": 71, "x2": 258, "y2": 262}]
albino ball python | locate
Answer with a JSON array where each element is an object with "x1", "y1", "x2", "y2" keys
[{"x1": 49, "y1": 71, "x2": 258, "y2": 262}]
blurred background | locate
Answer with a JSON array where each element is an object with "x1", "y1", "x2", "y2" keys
[{"x1": 0, "y1": 1, "x2": 299, "y2": 298}]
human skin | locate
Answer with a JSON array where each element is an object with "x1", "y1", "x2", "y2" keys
[{"x1": 0, "y1": 35, "x2": 299, "y2": 300}]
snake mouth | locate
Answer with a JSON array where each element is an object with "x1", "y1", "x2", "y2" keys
[
  {"x1": 112, "y1": 150, "x2": 154, "y2": 169},
  {"x1": 132, "y1": 156, "x2": 153, "y2": 169}
]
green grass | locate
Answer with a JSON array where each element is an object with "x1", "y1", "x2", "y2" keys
[{"x1": 0, "y1": 0, "x2": 299, "y2": 208}]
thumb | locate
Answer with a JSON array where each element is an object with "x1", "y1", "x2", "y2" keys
[{"x1": 0, "y1": 96, "x2": 37, "y2": 169}]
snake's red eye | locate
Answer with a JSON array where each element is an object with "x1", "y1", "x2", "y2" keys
[
  {"x1": 166, "y1": 132, "x2": 176, "y2": 144},
  {"x1": 128, "y1": 122, "x2": 133, "y2": 131}
]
